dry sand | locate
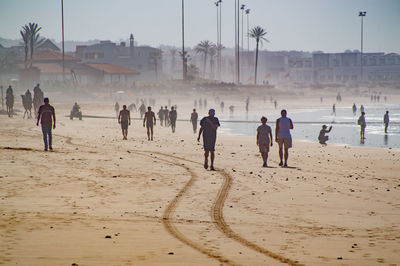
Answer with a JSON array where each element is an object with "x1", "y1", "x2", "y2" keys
[{"x1": 0, "y1": 100, "x2": 399, "y2": 266}]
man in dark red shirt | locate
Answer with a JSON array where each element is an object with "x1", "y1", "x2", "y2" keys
[{"x1": 36, "y1": 97, "x2": 56, "y2": 151}]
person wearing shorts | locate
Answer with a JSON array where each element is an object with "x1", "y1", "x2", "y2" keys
[
  {"x1": 143, "y1": 106, "x2": 156, "y2": 141},
  {"x1": 190, "y1": 109, "x2": 198, "y2": 133},
  {"x1": 118, "y1": 105, "x2": 131, "y2": 140},
  {"x1": 36, "y1": 97, "x2": 56, "y2": 151},
  {"x1": 256, "y1": 116, "x2": 273, "y2": 167},
  {"x1": 197, "y1": 109, "x2": 220, "y2": 171},
  {"x1": 275, "y1": 109, "x2": 293, "y2": 167}
]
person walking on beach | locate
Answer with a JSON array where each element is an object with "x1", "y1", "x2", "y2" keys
[
  {"x1": 352, "y1": 103, "x2": 357, "y2": 116},
  {"x1": 139, "y1": 103, "x2": 146, "y2": 119},
  {"x1": 197, "y1": 109, "x2": 220, "y2": 171},
  {"x1": 164, "y1": 105, "x2": 170, "y2": 126},
  {"x1": 114, "y1": 102, "x2": 120, "y2": 118},
  {"x1": 275, "y1": 109, "x2": 293, "y2": 167},
  {"x1": 190, "y1": 109, "x2": 198, "y2": 133},
  {"x1": 118, "y1": 105, "x2": 131, "y2": 140},
  {"x1": 357, "y1": 112, "x2": 366, "y2": 139},
  {"x1": 318, "y1": 125, "x2": 332, "y2": 145},
  {"x1": 143, "y1": 106, "x2": 156, "y2": 141},
  {"x1": 169, "y1": 106, "x2": 177, "y2": 133},
  {"x1": 384, "y1": 111, "x2": 389, "y2": 133},
  {"x1": 220, "y1": 101, "x2": 224, "y2": 113},
  {"x1": 332, "y1": 104, "x2": 336, "y2": 116},
  {"x1": 257, "y1": 116, "x2": 273, "y2": 167},
  {"x1": 157, "y1": 106, "x2": 164, "y2": 126},
  {"x1": 36, "y1": 97, "x2": 55, "y2": 151}
]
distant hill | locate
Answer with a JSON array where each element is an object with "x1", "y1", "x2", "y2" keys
[{"x1": 0, "y1": 37, "x2": 20, "y2": 47}]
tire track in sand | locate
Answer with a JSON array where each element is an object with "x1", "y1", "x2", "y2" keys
[
  {"x1": 135, "y1": 151, "x2": 239, "y2": 266},
  {"x1": 140, "y1": 150, "x2": 302, "y2": 266}
]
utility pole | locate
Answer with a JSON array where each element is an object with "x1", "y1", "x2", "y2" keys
[
  {"x1": 61, "y1": 0, "x2": 65, "y2": 82},
  {"x1": 218, "y1": 0, "x2": 222, "y2": 81},
  {"x1": 246, "y1": 8, "x2": 250, "y2": 82},
  {"x1": 215, "y1": 1, "x2": 220, "y2": 81},
  {"x1": 237, "y1": 0, "x2": 240, "y2": 84},
  {"x1": 182, "y1": 0, "x2": 186, "y2": 80},
  {"x1": 359, "y1": 11, "x2": 366, "y2": 82}
]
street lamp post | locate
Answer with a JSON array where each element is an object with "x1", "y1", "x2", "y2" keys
[
  {"x1": 215, "y1": 1, "x2": 220, "y2": 81},
  {"x1": 182, "y1": 0, "x2": 186, "y2": 80},
  {"x1": 246, "y1": 8, "x2": 250, "y2": 82},
  {"x1": 219, "y1": 0, "x2": 222, "y2": 81},
  {"x1": 61, "y1": 0, "x2": 65, "y2": 82},
  {"x1": 359, "y1": 11, "x2": 366, "y2": 81}
]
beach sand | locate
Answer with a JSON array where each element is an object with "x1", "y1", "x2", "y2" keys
[{"x1": 1, "y1": 101, "x2": 399, "y2": 266}]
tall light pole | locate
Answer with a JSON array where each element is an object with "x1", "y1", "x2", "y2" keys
[
  {"x1": 240, "y1": 4, "x2": 245, "y2": 52},
  {"x1": 182, "y1": 0, "x2": 186, "y2": 80},
  {"x1": 246, "y1": 8, "x2": 250, "y2": 81},
  {"x1": 218, "y1": 0, "x2": 222, "y2": 81},
  {"x1": 215, "y1": 1, "x2": 220, "y2": 81},
  {"x1": 234, "y1": 0, "x2": 240, "y2": 84},
  {"x1": 359, "y1": 11, "x2": 366, "y2": 81},
  {"x1": 61, "y1": 0, "x2": 65, "y2": 82}
]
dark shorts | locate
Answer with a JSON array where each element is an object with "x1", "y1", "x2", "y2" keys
[
  {"x1": 171, "y1": 120, "x2": 176, "y2": 127},
  {"x1": 146, "y1": 121, "x2": 153, "y2": 128},
  {"x1": 121, "y1": 120, "x2": 128, "y2": 130},
  {"x1": 258, "y1": 142, "x2": 270, "y2": 153},
  {"x1": 203, "y1": 137, "x2": 216, "y2": 152}
]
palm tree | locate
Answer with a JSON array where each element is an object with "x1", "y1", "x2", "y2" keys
[
  {"x1": 194, "y1": 40, "x2": 215, "y2": 78},
  {"x1": 249, "y1": 26, "x2": 269, "y2": 85},
  {"x1": 20, "y1": 25, "x2": 30, "y2": 69},
  {"x1": 27, "y1": 23, "x2": 44, "y2": 68},
  {"x1": 187, "y1": 64, "x2": 199, "y2": 80},
  {"x1": 208, "y1": 46, "x2": 217, "y2": 79}
]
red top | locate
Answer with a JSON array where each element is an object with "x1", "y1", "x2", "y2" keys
[{"x1": 38, "y1": 104, "x2": 55, "y2": 125}]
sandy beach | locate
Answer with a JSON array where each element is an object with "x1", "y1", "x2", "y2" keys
[{"x1": 1, "y1": 97, "x2": 399, "y2": 266}]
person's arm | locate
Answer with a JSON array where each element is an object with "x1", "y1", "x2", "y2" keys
[
  {"x1": 128, "y1": 111, "x2": 131, "y2": 125},
  {"x1": 327, "y1": 126, "x2": 332, "y2": 133},
  {"x1": 289, "y1": 119, "x2": 294, "y2": 129},
  {"x1": 197, "y1": 127, "x2": 203, "y2": 142},
  {"x1": 118, "y1": 111, "x2": 121, "y2": 124},
  {"x1": 256, "y1": 131, "x2": 259, "y2": 146},
  {"x1": 36, "y1": 107, "x2": 41, "y2": 126},
  {"x1": 275, "y1": 119, "x2": 279, "y2": 142},
  {"x1": 270, "y1": 130, "x2": 273, "y2": 146},
  {"x1": 143, "y1": 114, "x2": 146, "y2": 127},
  {"x1": 52, "y1": 108, "x2": 56, "y2": 129},
  {"x1": 153, "y1": 113, "x2": 156, "y2": 125}
]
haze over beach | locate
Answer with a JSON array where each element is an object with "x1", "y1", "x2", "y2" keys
[{"x1": 1, "y1": 0, "x2": 399, "y2": 265}]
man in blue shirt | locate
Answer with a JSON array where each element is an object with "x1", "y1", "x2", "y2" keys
[
  {"x1": 275, "y1": 109, "x2": 293, "y2": 167},
  {"x1": 197, "y1": 109, "x2": 220, "y2": 171}
]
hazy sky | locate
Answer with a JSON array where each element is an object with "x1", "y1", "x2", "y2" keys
[{"x1": 1, "y1": 0, "x2": 399, "y2": 53}]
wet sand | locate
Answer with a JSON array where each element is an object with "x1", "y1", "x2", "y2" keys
[{"x1": 0, "y1": 101, "x2": 399, "y2": 265}]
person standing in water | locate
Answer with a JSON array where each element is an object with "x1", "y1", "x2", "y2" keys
[
  {"x1": 256, "y1": 116, "x2": 273, "y2": 167},
  {"x1": 143, "y1": 106, "x2": 156, "y2": 141},
  {"x1": 118, "y1": 105, "x2": 131, "y2": 140},
  {"x1": 36, "y1": 97, "x2": 56, "y2": 151},
  {"x1": 383, "y1": 111, "x2": 389, "y2": 133},
  {"x1": 190, "y1": 109, "x2": 198, "y2": 133},
  {"x1": 352, "y1": 103, "x2": 357, "y2": 116},
  {"x1": 275, "y1": 109, "x2": 293, "y2": 167},
  {"x1": 197, "y1": 109, "x2": 220, "y2": 171},
  {"x1": 332, "y1": 104, "x2": 336, "y2": 116},
  {"x1": 357, "y1": 112, "x2": 366, "y2": 139},
  {"x1": 169, "y1": 106, "x2": 177, "y2": 133}
]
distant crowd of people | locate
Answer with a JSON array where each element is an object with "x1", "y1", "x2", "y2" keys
[{"x1": 3, "y1": 86, "x2": 394, "y2": 170}]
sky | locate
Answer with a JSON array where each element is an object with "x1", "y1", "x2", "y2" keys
[{"x1": 1, "y1": 0, "x2": 399, "y2": 53}]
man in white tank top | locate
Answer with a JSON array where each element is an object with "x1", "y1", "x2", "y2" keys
[{"x1": 275, "y1": 109, "x2": 293, "y2": 167}]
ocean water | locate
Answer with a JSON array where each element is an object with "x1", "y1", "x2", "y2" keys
[{"x1": 217, "y1": 103, "x2": 400, "y2": 149}]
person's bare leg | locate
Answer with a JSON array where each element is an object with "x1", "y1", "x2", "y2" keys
[
  {"x1": 147, "y1": 127, "x2": 150, "y2": 140},
  {"x1": 150, "y1": 126, "x2": 153, "y2": 140},
  {"x1": 210, "y1": 151, "x2": 215, "y2": 170},
  {"x1": 284, "y1": 148, "x2": 289, "y2": 167},
  {"x1": 204, "y1": 151, "x2": 209, "y2": 169},
  {"x1": 278, "y1": 145, "x2": 283, "y2": 166}
]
